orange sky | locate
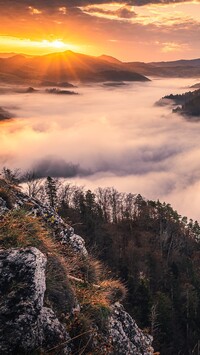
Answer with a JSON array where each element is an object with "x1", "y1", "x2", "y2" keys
[{"x1": 0, "y1": 0, "x2": 200, "y2": 61}]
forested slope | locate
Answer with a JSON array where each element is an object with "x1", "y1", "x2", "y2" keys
[
  {"x1": 2, "y1": 169, "x2": 200, "y2": 354},
  {"x1": 57, "y1": 184, "x2": 200, "y2": 355}
]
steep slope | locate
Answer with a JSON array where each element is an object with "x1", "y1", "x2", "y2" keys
[
  {"x1": 0, "y1": 178, "x2": 153, "y2": 355},
  {"x1": 57, "y1": 186, "x2": 200, "y2": 355}
]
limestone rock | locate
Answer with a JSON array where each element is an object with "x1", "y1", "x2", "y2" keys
[
  {"x1": 14, "y1": 189, "x2": 88, "y2": 256},
  {"x1": 0, "y1": 180, "x2": 154, "y2": 354},
  {"x1": 109, "y1": 303, "x2": 153, "y2": 355},
  {"x1": 0, "y1": 196, "x2": 9, "y2": 216},
  {"x1": 69, "y1": 233, "x2": 88, "y2": 257},
  {"x1": 0, "y1": 247, "x2": 71, "y2": 354}
]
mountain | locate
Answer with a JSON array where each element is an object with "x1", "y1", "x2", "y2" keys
[
  {"x1": 151, "y1": 58, "x2": 200, "y2": 68},
  {"x1": 98, "y1": 54, "x2": 123, "y2": 64},
  {"x1": 126, "y1": 58, "x2": 200, "y2": 77},
  {"x1": 0, "y1": 52, "x2": 33, "y2": 58},
  {"x1": 2, "y1": 170, "x2": 200, "y2": 354},
  {"x1": 0, "y1": 50, "x2": 149, "y2": 85},
  {"x1": 190, "y1": 82, "x2": 200, "y2": 89},
  {"x1": 0, "y1": 177, "x2": 154, "y2": 355},
  {"x1": 1, "y1": 51, "x2": 200, "y2": 83},
  {"x1": 57, "y1": 185, "x2": 200, "y2": 355}
]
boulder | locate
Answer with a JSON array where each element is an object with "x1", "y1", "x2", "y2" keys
[
  {"x1": 109, "y1": 303, "x2": 153, "y2": 355},
  {"x1": 0, "y1": 247, "x2": 70, "y2": 354}
]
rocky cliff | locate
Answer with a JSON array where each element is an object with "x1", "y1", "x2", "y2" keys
[{"x1": 0, "y1": 179, "x2": 153, "y2": 354}]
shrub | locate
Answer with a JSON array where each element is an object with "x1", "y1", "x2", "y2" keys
[
  {"x1": 100, "y1": 279, "x2": 127, "y2": 303},
  {"x1": 0, "y1": 188, "x2": 14, "y2": 209}
]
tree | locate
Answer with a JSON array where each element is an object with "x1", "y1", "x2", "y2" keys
[
  {"x1": 23, "y1": 171, "x2": 44, "y2": 198},
  {"x1": 45, "y1": 176, "x2": 58, "y2": 208},
  {"x1": 1, "y1": 167, "x2": 21, "y2": 185}
]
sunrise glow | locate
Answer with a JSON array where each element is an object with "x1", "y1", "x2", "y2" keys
[
  {"x1": 0, "y1": 0, "x2": 198, "y2": 60},
  {"x1": 0, "y1": 36, "x2": 81, "y2": 56}
]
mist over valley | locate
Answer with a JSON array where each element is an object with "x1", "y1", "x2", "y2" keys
[{"x1": 1, "y1": 77, "x2": 200, "y2": 221}]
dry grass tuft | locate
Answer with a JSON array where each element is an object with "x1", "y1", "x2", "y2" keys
[
  {"x1": 0, "y1": 209, "x2": 46, "y2": 249},
  {"x1": 100, "y1": 279, "x2": 127, "y2": 303}
]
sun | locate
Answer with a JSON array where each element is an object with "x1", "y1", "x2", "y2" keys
[
  {"x1": 42, "y1": 39, "x2": 67, "y2": 49},
  {"x1": 0, "y1": 36, "x2": 82, "y2": 55},
  {"x1": 51, "y1": 40, "x2": 66, "y2": 49}
]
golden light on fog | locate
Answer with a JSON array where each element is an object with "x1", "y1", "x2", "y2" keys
[
  {"x1": 0, "y1": 36, "x2": 80, "y2": 55},
  {"x1": 40, "y1": 40, "x2": 67, "y2": 49}
]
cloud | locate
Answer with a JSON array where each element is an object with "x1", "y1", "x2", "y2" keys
[
  {"x1": 32, "y1": 158, "x2": 91, "y2": 178},
  {"x1": 161, "y1": 41, "x2": 189, "y2": 52},
  {"x1": 0, "y1": 0, "x2": 199, "y2": 14},
  {"x1": 0, "y1": 0, "x2": 199, "y2": 62},
  {"x1": 2, "y1": 78, "x2": 200, "y2": 223},
  {"x1": 28, "y1": 6, "x2": 42, "y2": 15},
  {"x1": 83, "y1": 5, "x2": 136, "y2": 19}
]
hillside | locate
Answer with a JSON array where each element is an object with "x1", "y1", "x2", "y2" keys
[
  {"x1": 1, "y1": 171, "x2": 200, "y2": 353},
  {"x1": 56, "y1": 184, "x2": 200, "y2": 355},
  {"x1": 126, "y1": 58, "x2": 200, "y2": 77},
  {"x1": 162, "y1": 88, "x2": 200, "y2": 117},
  {"x1": 0, "y1": 176, "x2": 153, "y2": 355},
  {"x1": 1, "y1": 51, "x2": 200, "y2": 83},
  {"x1": 0, "y1": 51, "x2": 149, "y2": 85}
]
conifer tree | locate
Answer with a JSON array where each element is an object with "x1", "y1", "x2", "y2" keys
[{"x1": 45, "y1": 176, "x2": 58, "y2": 208}]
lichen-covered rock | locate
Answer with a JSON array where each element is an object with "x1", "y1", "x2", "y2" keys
[
  {"x1": 14, "y1": 188, "x2": 88, "y2": 256},
  {"x1": 0, "y1": 180, "x2": 154, "y2": 354},
  {"x1": 108, "y1": 303, "x2": 153, "y2": 355},
  {"x1": 0, "y1": 196, "x2": 9, "y2": 216},
  {"x1": 39, "y1": 307, "x2": 70, "y2": 354},
  {"x1": 0, "y1": 247, "x2": 71, "y2": 354},
  {"x1": 69, "y1": 233, "x2": 88, "y2": 256}
]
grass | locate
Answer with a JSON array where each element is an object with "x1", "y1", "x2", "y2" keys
[
  {"x1": 0, "y1": 185, "x2": 127, "y2": 354},
  {"x1": 0, "y1": 209, "x2": 45, "y2": 249},
  {"x1": 0, "y1": 209, "x2": 75, "y2": 316}
]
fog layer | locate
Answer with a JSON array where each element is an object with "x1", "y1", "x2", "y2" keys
[{"x1": 1, "y1": 79, "x2": 200, "y2": 220}]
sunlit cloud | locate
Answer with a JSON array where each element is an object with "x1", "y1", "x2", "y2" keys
[
  {"x1": 81, "y1": 3, "x2": 136, "y2": 20},
  {"x1": 28, "y1": 6, "x2": 42, "y2": 15},
  {"x1": 161, "y1": 41, "x2": 187, "y2": 52},
  {"x1": 0, "y1": 0, "x2": 199, "y2": 62},
  {"x1": 59, "y1": 7, "x2": 67, "y2": 15}
]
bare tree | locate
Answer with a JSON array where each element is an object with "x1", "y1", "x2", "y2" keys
[{"x1": 23, "y1": 171, "x2": 44, "y2": 198}]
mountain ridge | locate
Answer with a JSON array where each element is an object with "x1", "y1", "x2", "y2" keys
[
  {"x1": 0, "y1": 50, "x2": 149, "y2": 84},
  {"x1": 1, "y1": 50, "x2": 200, "y2": 83}
]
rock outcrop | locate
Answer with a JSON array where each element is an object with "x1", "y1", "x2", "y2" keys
[
  {"x1": 109, "y1": 303, "x2": 153, "y2": 355},
  {"x1": 0, "y1": 179, "x2": 88, "y2": 256},
  {"x1": 0, "y1": 247, "x2": 70, "y2": 354},
  {"x1": 0, "y1": 179, "x2": 154, "y2": 354}
]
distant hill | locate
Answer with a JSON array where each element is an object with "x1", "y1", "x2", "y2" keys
[
  {"x1": 162, "y1": 88, "x2": 200, "y2": 117},
  {"x1": 126, "y1": 58, "x2": 200, "y2": 77},
  {"x1": 1, "y1": 50, "x2": 200, "y2": 84},
  {"x1": 98, "y1": 54, "x2": 123, "y2": 64},
  {"x1": 151, "y1": 58, "x2": 200, "y2": 68},
  {"x1": 190, "y1": 82, "x2": 200, "y2": 89},
  {"x1": 0, "y1": 52, "x2": 33, "y2": 58},
  {"x1": 0, "y1": 50, "x2": 149, "y2": 85}
]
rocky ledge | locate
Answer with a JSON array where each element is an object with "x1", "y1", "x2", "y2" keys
[
  {"x1": 0, "y1": 179, "x2": 154, "y2": 354},
  {"x1": 0, "y1": 247, "x2": 70, "y2": 354}
]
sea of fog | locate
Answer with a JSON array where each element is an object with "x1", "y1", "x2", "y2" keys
[{"x1": 1, "y1": 78, "x2": 200, "y2": 221}]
